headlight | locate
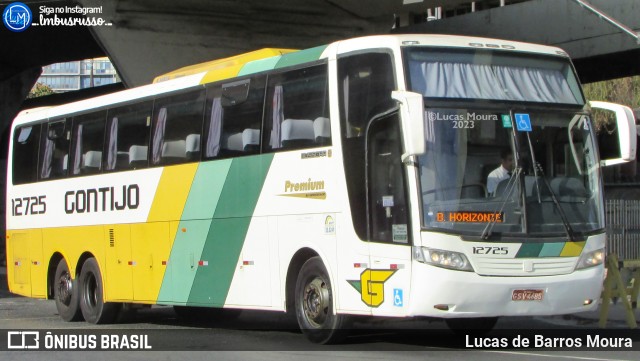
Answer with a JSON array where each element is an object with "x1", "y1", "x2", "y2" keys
[
  {"x1": 576, "y1": 248, "x2": 605, "y2": 270},
  {"x1": 413, "y1": 247, "x2": 474, "y2": 272}
]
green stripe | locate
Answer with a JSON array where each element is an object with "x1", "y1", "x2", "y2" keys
[
  {"x1": 187, "y1": 154, "x2": 274, "y2": 305},
  {"x1": 538, "y1": 242, "x2": 566, "y2": 257},
  {"x1": 275, "y1": 45, "x2": 327, "y2": 69},
  {"x1": 181, "y1": 160, "x2": 232, "y2": 220},
  {"x1": 157, "y1": 219, "x2": 214, "y2": 303},
  {"x1": 212, "y1": 155, "x2": 274, "y2": 218},
  {"x1": 515, "y1": 243, "x2": 544, "y2": 258},
  {"x1": 239, "y1": 56, "x2": 283, "y2": 76},
  {"x1": 157, "y1": 161, "x2": 233, "y2": 303}
]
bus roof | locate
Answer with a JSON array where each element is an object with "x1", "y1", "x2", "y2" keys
[
  {"x1": 13, "y1": 35, "x2": 571, "y2": 128},
  {"x1": 153, "y1": 48, "x2": 297, "y2": 84}
]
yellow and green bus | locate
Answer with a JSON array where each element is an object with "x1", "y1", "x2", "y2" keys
[{"x1": 6, "y1": 35, "x2": 636, "y2": 343}]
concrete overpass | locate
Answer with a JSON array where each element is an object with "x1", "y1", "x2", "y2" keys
[{"x1": 0, "y1": 0, "x2": 639, "y2": 137}]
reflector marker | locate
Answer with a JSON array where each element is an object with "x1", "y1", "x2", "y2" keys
[
  {"x1": 198, "y1": 260, "x2": 209, "y2": 266},
  {"x1": 128, "y1": 261, "x2": 136, "y2": 266},
  {"x1": 242, "y1": 261, "x2": 254, "y2": 266},
  {"x1": 390, "y1": 264, "x2": 405, "y2": 270},
  {"x1": 353, "y1": 263, "x2": 368, "y2": 268}
]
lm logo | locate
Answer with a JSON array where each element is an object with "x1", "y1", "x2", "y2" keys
[
  {"x1": 347, "y1": 269, "x2": 397, "y2": 307},
  {"x1": 3, "y1": 2, "x2": 32, "y2": 32}
]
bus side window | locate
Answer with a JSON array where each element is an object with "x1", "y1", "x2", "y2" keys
[
  {"x1": 368, "y1": 113, "x2": 409, "y2": 244},
  {"x1": 151, "y1": 89, "x2": 205, "y2": 166},
  {"x1": 39, "y1": 119, "x2": 70, "y2": 180},
  {"x1": 70, "y1": 111, "x2": 107, "y2": 176},
  {"x1": 263, "y1": 64, "x2": 330, "y2": 152},
  {"x1": 12, "y1": 124, "x2": 41, "y2": 185},
  {"x1": 105, "y1": 101, "x2": 153, "y2": 171},
  {"x1": 217, "y1": 75, "x2": 265, "y2": 158},
  {"x1": 338, "y1": 52, "x2": 396, "y2": 240}
]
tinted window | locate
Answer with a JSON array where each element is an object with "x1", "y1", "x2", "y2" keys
[
  {"x1": 339, "y1": 52, "x2": 395, "y2": 140},
  {"x1": 39, "y1": 119, "x2": 70, "y2": 180},
  {"x1": 105, "y1": 101, "x2": 152, "y2": 171},
  {"x1": 12, "y1": 124, "x2": 41, "y2": 185},
  {"x1": 338, "y1": 52, "x2": 396, "y2": 240},
  {"x1": 264, "y1": 64, "x2": 330, "y2": 152},
  {"x1": 151, "y1": 90, "x2": 205, "y2": 165},
  {"x1": 217, "y1": 76, "x2": 266, "y2": 158},
  {"x1": 70, "y1": 112, "x2": 106, "y2": 175}
]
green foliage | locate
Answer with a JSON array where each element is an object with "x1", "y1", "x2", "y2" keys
[
  {"x1": 27, "y1": 82, "x2": 55, "y2": 99},
  {"x1": 583, "y1": 76, "x2": 640, "y2": 130}
]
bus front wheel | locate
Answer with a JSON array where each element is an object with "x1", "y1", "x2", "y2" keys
[
  {"x1": 294, "y1": 256, "x2": 347, "y2": 344},
  {"x1": 53, "y1": 259, "x2": 82, "y2": 321},
  {"x1": 78, "y1": 258, "x2": 119, "y2": 324}
]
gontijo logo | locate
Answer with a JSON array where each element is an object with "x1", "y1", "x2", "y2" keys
[{"x1": 3, "y1": 2, "x2": 32, "y2": 32}]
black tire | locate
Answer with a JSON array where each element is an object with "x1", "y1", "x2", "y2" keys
[
  {"x1": 294, "y1": 256, "x2": 347, "y2": 344},
  {"x1": 78, "y1": 258, "x2": 120, "y2": 324},
  {"x1": 53, "y1": 259, "x2": 83, "y2": 321},
  {"x1": 445, "y1": 317, "x2": 499, "y2": 336}
]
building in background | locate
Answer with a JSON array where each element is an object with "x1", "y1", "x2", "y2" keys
[{"x1": 37, "y1": 57, "x2": 119, "y2": 92}]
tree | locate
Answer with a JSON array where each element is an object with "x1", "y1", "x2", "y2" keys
[
  {"x1": 27, "y1": 82, "x2": 55, "y2": 98},
  {"x1": 582, "y1": 76, "x2": 640, "y2": 131}
]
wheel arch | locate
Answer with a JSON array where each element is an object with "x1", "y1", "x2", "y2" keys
[
  {"x1": 285, "y1": 248, "x2": 319, "y2": 313},
  {"x1": 47, "y1": 252, "x2": 64, "y2": 299},
  {"x1": 75, "y1": 251, "x2": 97, "y2": 277}
]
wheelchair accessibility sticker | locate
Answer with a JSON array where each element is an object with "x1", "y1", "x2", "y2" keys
[
  {"x1": 393, "y1": 288, "x2": 403, "y2": 307},
  {"x1": 515, "y1": 113, "x2": 532, "y2": 132}
]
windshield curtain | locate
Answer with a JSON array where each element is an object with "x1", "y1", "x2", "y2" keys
[
  {"x1": 418, "y1": 109, "x2": 604, "y2": 237},
  {"x1": 406, "y1": 48, "x2": 584, "y2": 105}
]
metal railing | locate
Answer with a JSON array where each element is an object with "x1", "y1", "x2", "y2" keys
[{"x1": 606, "y1": 199, "x2": 640, "y2": 260}]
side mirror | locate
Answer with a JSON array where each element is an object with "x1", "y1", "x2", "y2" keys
[
  {"x1": 391, "y1": 91, "x2": 426, "y2": 163},
  {"x1": 589, "y1": 101, "x2": 637, "y2": 166}
]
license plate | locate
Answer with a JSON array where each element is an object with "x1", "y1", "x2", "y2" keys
[{"x1": 512, "y1": 289, "x2": 544, "y2": 301}]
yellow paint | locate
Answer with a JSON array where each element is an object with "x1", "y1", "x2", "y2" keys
[
  {"x1": 278, "y1": 192, "x2": 327, "y2": 200},
  {"x1": 103, "y1": 225, "x2": 133, "y2": 301},
  {"x1": 153, "y1": 48, "x2": 297, "y2": 84},
  {"x1": 27, "y1": 230, "x2": 45, "y2": 297},
  {"x1": 6, "y1": 222, "x2": 177, "y2": 304},
  {"x1": 560, "y1": 241, "x2": 586, "y2": 257},
  {"x1": 7, "y1": 231, "x2": 31, "y2": 297},
  {"x1": 360, "y1": 269, "x2": 397, "y2": 307},
  {"x1": 42, "y1": 225, "x2": 106, "y2": 278},
  {"x1": 6, "y1": 165, "x2": 196, "y2": 304},
  {"x1": 147, "y1": 163, "x2": 198, "y2": 223},
  {"x1": 130, "y1": 222, "x2": 173, "y2": 303}
]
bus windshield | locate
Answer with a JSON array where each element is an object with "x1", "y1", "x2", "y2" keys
[
  {"x1": 405, "y1": 47, "x2": 585, "y2": 105},
  {"x1": 416, "y1": 108, "x2": 604, "y2": 237}
]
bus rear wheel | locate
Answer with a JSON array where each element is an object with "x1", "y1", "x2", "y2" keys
[
  {"x1": 78, "y1": 258, "x2": 119, "y2": 324},
  {"x1": 294, "y1": 256, "x2": 347, "y2": 344},
  {"x1": 54, "y1": 259, "x2": 82, "y2": 321}
]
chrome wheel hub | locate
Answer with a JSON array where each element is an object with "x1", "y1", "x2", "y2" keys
[{"x1": 303, "y1": 277, "x2": 329, "y2": 327}]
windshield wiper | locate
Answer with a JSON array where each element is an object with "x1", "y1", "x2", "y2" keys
[
  {"x1": 481, "y1": 166, "x2": 521, "y2": 240},
  {"x1": 526, "y1": 133, "x2": 543, "y2": 204},
  {"x1": 524, "y1": 132, "x2": 576, "y2": 242},
  {"x1": 531, "y1": 162, "x2": 576, "y2": 242}
]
